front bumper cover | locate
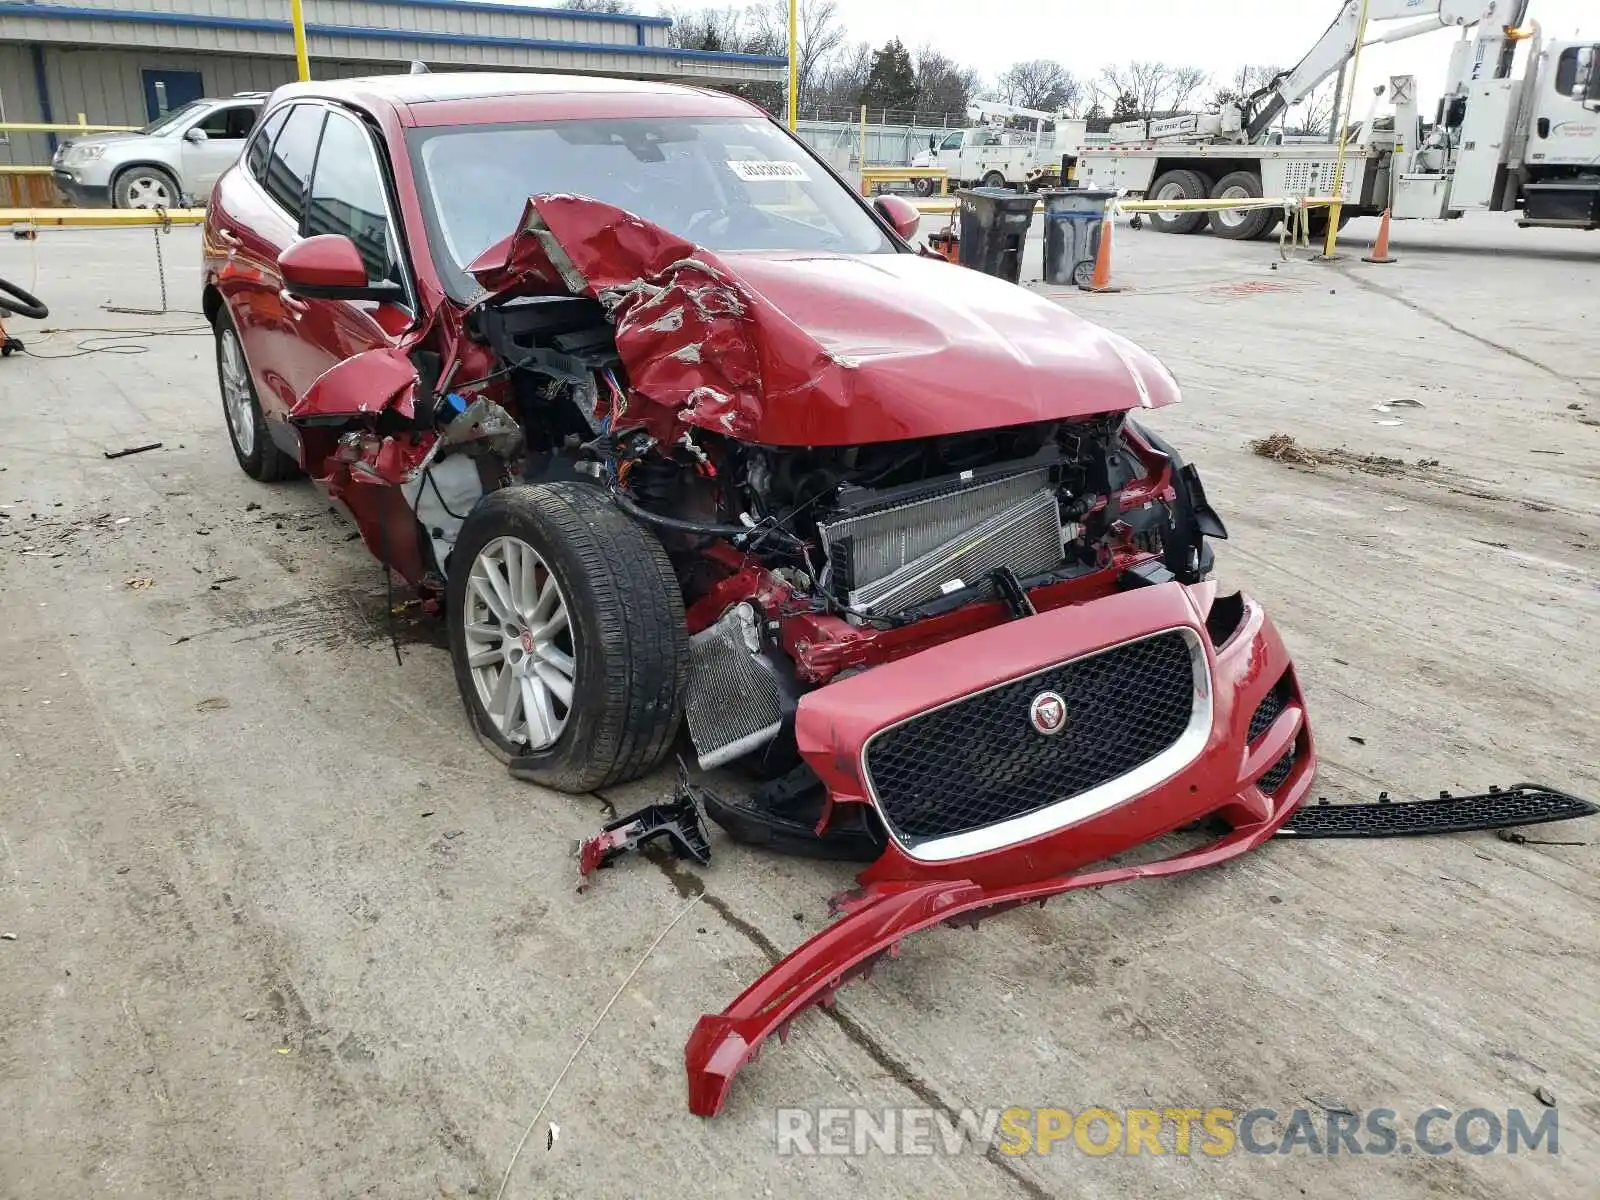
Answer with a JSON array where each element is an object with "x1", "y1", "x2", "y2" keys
[{"x1": 686, "y1": 581, "x2": 1314, "y2": 1116}]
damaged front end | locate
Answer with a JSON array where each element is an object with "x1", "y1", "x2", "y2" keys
[{"x1": 294, "y1": 193, "x2": 1316, "y2": 1118}]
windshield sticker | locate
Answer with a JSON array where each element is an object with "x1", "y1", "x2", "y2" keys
[{"x1": 726, "y1": 160, "x2": 810, "y2": 183}]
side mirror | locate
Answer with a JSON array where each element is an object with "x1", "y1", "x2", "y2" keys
[
  {"x1": 929, "y1": 134, "x2": 938, "y2": 151},
  {"x1": 873, "y1": 194, "x2": 922, "y2": 241},
  {"x1": 279, "y1": 234, "x2": 402, "y2": 302},
  {"x1": 183, "y1": 127, "x2": 209, "y2": 144}
]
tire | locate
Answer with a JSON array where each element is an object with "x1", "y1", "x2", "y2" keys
[
  {"x1": 113, "y1": 165, "x2": 181, "y2": 210},
  {"x1": 1145, "y1": 169, "x2": 1211, "y2": 234},
  {"x1": 1250, "y1": 209, "x2": 1283, "y2": 240},
  {"x1": 0, "y1": 275, "x2": 48, "y2": 321},
  {"x1": 214, "y1": 307, "x2": 298, "y2": 482},
  {"x1": 981, "y1": 171, "x2": 1007, "y2": 189},
  {"x1": 1207, "y1": 170, "x2": 1272, "y2": 241},
  {"x1": 450, "y1": 482, "x2": 689, "y2": 793},
  {"x1": 912, "y1": 177, "x2": 936, "y2": 198}
]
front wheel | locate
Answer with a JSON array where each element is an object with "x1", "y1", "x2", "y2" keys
[
  {"x1": 449, "y1": 482, "x2": 689, "y2": 793},
  {"x1": 214, "y1": 308, "x2": 298, "y2": 482},
  {"x1": 912, "y1": 177, "x2": 936, "y2": 197},
  {"x1": 113, "y1": 166, "x2": 180, "y2": 209}
]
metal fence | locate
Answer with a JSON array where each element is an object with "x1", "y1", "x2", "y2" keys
[{"x1": 793, "y1": 118, "x2": 958, "y2": 168}]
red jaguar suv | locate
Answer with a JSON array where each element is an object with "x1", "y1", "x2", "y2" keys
[{"x1": 201, "y1": 72, "x2": 1314, "y2": 1116}]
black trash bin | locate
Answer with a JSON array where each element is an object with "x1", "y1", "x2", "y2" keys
[
  {"x1": 1041, "y1": 188, "x2": 1116, "y2": 287},
  {"x1": 957, "y1": 187, "x2": 1038, "y2": 284}
]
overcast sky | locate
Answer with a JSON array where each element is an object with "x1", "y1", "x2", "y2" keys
[{"x1": 657, "y1": 1, "x2": 1596, "y2": 110}]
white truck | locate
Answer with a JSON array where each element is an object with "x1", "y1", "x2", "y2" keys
[
  {"x1": 1071, "y1": 0, "x2": 1600, "y2": 239},
  {"x1": 910, "y1": 102, "x2": 1087, "y2": 193}
]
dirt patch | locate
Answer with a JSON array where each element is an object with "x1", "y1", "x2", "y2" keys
[
  {"x1": 1250, "y1": 434, "x2": 1439, "y2": 479},
  {"x1": 1249, "y1": 433, "x2": 1323, "y2": 466}
]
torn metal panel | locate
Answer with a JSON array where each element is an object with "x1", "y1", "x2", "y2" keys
[
  {"x1": 470, "y1": 194, "x2": 1183, "y2": 448},
  {"x1": 291, "y1": 346, "x2": 420, "y2": 423}
]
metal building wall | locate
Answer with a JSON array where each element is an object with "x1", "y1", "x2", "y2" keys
[{"x1": 0, "y1": 44, "x2": 53, "y2": 166}]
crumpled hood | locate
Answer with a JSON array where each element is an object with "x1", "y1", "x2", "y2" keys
[
  {"x1": 712, "y1": 252, "x2": 1178, "y2": 443},
  {"x1": 470, "y1": 195, "x2": 1177, "y2": 447}
]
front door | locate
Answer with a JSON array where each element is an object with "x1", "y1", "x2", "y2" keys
[
  {"x1": 180, "y1": 103, "x2": 259, "y2": 199},
  {"x1": 141, "y1": 70, "x2": 203, "y2": 122}
]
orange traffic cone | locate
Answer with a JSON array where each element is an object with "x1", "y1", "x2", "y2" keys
[
  {"x1": 1363, "y1": 208, "x2": 1397, "y2": 264},
  {"x1": 1079, "y1": 214, "x2": 1122, "y2": 293}
]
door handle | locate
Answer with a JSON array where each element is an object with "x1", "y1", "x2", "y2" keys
[{"x1": 278, "y1": 289, "x2": 309, "y2": 315}]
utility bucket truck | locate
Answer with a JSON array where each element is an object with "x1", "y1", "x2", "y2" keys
[
  {"x1": 911, "y1": 102, "x2": 1087, "y2": 192},
  {"x1": 1072, "y1": 0, "x2": 1600, "y2": 238}
]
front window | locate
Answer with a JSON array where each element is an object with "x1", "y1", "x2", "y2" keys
[
  {"x1": 939, "y1": 131, "x2": 963, "y2": 151},
  {"x1": 141, "y1": 100, "x2": 206, "y2": 136},
  {"x1": 408, "y1": 115, "x2": 895, "y2": 297}
]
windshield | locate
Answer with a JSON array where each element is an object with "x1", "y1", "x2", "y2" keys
[
  {"x1": 409, "y1": 115, "x2": 895, "y2": 296},
  {"x1": 141, "y1": 100, "x2": 207, "y2": 136}
]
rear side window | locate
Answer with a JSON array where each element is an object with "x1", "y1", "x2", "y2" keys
[
  {"x1": 244, "y1": 107, "x2": 286, "y2": 180},
  {"x1": 306, "y1": 110, "x2": 401, "y2": 285},
  {"x1": 262, "y1": 104, "x2": 325, "y2": 223}
]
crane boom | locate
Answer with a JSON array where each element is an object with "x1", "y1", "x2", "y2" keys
[{"x1": 1242, "y1": 0, "x2": 1497, "y2": 140}]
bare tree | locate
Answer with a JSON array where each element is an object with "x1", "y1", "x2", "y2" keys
[
  {"x1": 995, "y1": 59, "x2": 1082, "y2": 114},
  {"x1": 913, "y1": 47, "x2": 982, "y2": 118},
  {"x1": 559, "y1": 0, "x2": 637, "y2": 11},
  {"x1": 745, "y1": 0, "x2": 846, "y2": 109},
  {"x1": 1290, "y1": 79, "x2": 1338, "y2": 137},
  {"x1": 1213, "y1": 64, "x2": 1284, "y2": 109},
  {"x1": 1095, "y1": 61, "x2": 1212, "y2": 119},
  {"x1": 663, "y1": 6, "x2": 751, "y2": 53},
  {"x1": 812, "y1": 39, "x2": 874, "y2": 113}
]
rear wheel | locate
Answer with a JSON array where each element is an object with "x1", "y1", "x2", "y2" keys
[
  {"x1": 450, "y1": 482, "x2": 689, "y2": 793},
  {"x1": 1207, "y1": 170, "x2": 1272, "y2": 240},
  {"x1": 981, "y1": 171, "x2": 1007, "y2": 189},
  {"x1": 1145, "y1": 169, "x2": 1212, "y2": 234}
]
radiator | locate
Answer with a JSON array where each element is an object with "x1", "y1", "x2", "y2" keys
[
  {"x1": 819, "y1": 468, "x2": 1065, "y2": 618},
  {"x1": 685, "y1": 603, "x2": 784, "y2": 769}
]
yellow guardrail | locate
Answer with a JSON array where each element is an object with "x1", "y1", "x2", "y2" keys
[
  {"x1": 0, "y1": 207, "x2": 206, "y2": 227},
  {"x1": 861, "y1": 167, "x2": 950, "y2": 197},
  {"x1": 0, "y1": 166, "x2": 56, "y2": 176},
  {"x1": 910, "y1": 193, "x2": 1339, "y2": 217},
  {"x1": 0, "y1": 120, "x2": 138, "y2": 134}
]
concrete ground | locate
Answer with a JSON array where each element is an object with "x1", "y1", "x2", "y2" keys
[{"x1": 0, "y1": 214, "x2": 1595, "y2": 1199}]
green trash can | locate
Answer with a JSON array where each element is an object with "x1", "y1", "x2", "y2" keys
[
  {"x1": 957, "y1": 187, "x2": 1038, "y2": 284},
  {"x1": 1041, "y1": 188, "x2": 1116, "y2": 287}
]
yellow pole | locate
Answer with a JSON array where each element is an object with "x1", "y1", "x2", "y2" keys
[
  {"x1": 786, "y1": 0, "x2": 798, "y2": 130},
  {"x1": 1322, "y1": 0, "x2": 1372, "y2": 259},
  {"x1": 290, "y1": 0, "x2": 311, "y2": 82},
  {"x1": 859, "y1": 103, "x2": 867, "y2": 186}
]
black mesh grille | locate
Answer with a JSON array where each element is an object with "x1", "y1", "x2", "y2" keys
[
  {"x1": 865, "y1": 631, "x2": 1197, "y2": 843},
  {"x1": 1258, "y1": 746, "x2": 1297, "y2": 794},
  {"x1": 1247, "y1": 678, "x2": 1290, "y2": 744}
]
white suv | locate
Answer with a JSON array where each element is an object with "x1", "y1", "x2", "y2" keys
[{"x1": 52, "y1": 94, "x2": 265, "y2": 209}]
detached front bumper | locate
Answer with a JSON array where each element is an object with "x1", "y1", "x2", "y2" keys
[{"x1": 686, "y1": 581, "x2": 1314, "y2": 1116}]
